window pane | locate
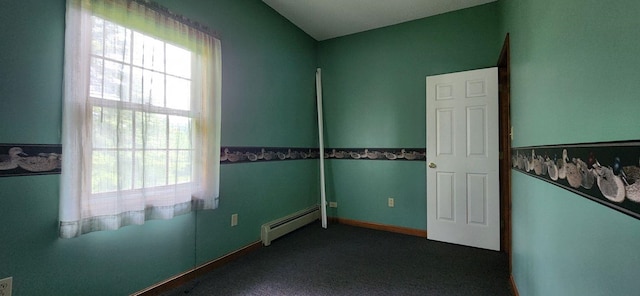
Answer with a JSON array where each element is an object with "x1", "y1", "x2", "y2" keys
[
  {"x1": 168, "y1": 150, "x2": 192, "y2": 185},
  {"x1": 166, "y1": 44, "x2": 191, "y2": 78},
  {"x1": 168, "y1": 115, "x2": 191, "y2": 149},
  {"x1": 132, "y1": 32, "x2": 144, "y2": 67},
  {"x1": 133, "y1": 33, "x2": 164, "y2": 72},
  {"x1": 134, "y1": 151, "x2": 143, "y2": 189},
  {"x1": 117, "y1": 151, "x2": 133, "y2": 191},
  {"x1": 104, "y1": 20, "x2": 131, "y2": 62},
  {"x1": 144, "y1": 151, "x2": 167, "y2": 187},
  {"x1": 103, "y1": 61, "x2": 130, "y2": 101},
  {"x1": 144, "y1": 113, "x2": 167, "y2": 149},
  {"x1": 92, "y1": 150, "x2": 117, "y2": 193},
  {"x1": 118, "y1": 110, "x2": 134, "y2": 149},
  {"x1": 143, "y1": 70, "x2": 165, "y2": 107},
  {"x1": 90, "y1": 58, "x2": 104, "y2": 98},
  {"x1": 168, "y1": 150, "x2": 177, "y2": 186},
  {"x1": 132, "y1": 68, "x2": 165, "y2": 107},
  {"x1": 93, "y1": 107, "x2": 134, "y2": 149},
  {"x1": 91, "y1": 17, "x2": 104, "y2": 56},
  {"x1": 92, "y1": 106, "x2": 118, "y2": 149},
  {"x1": 149, "y1": 71, "x2": 166, "y2": 107},
  {"x1": 135, "y1": 111, "x2": 144, "y2": 149},
  {"x1": 166, "y1": 76, "x2": 191, "y2": 111},
  {"x1": 131, "y1": 67, "x2": 143, "y2": 104},
  {"x1": 177, "y1": 150, "x2": 192, "y2": 184}
]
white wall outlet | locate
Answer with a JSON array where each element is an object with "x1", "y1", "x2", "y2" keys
[
  {"x1": 329, "y1": 201, "x2": 338, "y2": 208},
  {"x1": 0, "y1": 277, "x2": 12, "y2": 296},
  {"x1": 231, "y1": 214, "x2": 238, "y2": 227},
  {"x1": 388, "y1": 197, "x2": 395, "y2": 208}
]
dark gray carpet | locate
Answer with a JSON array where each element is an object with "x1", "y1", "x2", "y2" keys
[{"x1": 161, "y1": 223, "x2": 512, "y2": 296}]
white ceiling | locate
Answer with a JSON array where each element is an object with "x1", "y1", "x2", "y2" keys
[{"x1": 262, "y1": 0, "x2": 497, "y2": 41}]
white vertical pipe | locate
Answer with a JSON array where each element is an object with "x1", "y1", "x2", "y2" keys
[{"x1": 316, "y1": 68, "x2": 328, "y2": 229}]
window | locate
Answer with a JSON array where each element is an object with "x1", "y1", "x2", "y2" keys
[
  {"x1": 59, "y1": 0, "x2": 221, "y2": 238},
  {"x1": 90, "y1": 17, "x2": 195, "y2": 194}
]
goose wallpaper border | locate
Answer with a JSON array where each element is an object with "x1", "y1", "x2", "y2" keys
[
  {"x1": 9, "y1": 139, "x2": 639, "y2": 221},
  {"x1": 220, "y1": 147, "x2": 426, "y2": 164},
  {"x1": 0, "y1": 144, "x2": 62, "y2": 177},
  {"x1": 0, "y1": 144, "x2": 426, "y2": 177},
  {"x1": 511, "y1": 140, "x2": 640, "y2": 220}
]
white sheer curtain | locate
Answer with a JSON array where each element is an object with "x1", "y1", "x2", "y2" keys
[{"x1": 60, "y1": 0, "x2": 221, "y2": 238}]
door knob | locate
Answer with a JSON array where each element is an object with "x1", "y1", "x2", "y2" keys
[{"x1": 428, "y1": 162, "x2": 437, "y2": 168}]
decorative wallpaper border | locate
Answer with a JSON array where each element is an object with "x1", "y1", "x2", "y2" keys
[
  {"x1": 512, "y1": 141, "x2": 640, "y2": 220},
  {"x1": 0, "y1": 144, "x2": 62, "y2": 177},
  {"x1": 0, "y1": 144, "x2": 426, "y2": 177},
  {"x1": 220, "y1": 147, "x2": 320, "y2": 164},
  {"x1": 323, "y1": 148, "x2": 426, "y2": 161},
  {"x1": 220, "y1": 147, "x2": 426, "y2": 164}
]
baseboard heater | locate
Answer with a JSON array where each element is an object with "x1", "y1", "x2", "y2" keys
[{"x1": 261, "y1": 205, "x2": 320, "y2": 246}]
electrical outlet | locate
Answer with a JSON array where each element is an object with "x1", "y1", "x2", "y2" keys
[
  {"x1": 231, "y1": 214, "x2": 238, "y2": 227},
  {"x1": 0, "y1": 277, "x2": 12, "y2": 296},
  {"x1": 388, "y1": 197, "x2": 395, "y2": 208},
  {"x1": 329, "y1": 202, "x2": 338, "y2": 208}
]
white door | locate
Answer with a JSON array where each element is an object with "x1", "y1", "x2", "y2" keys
[{"x1": 426, "y1": 67, "x2": 499, "y2": 251}]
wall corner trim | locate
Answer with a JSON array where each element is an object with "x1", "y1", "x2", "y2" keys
[
  {"x1": 510, "y1": 274, "x2": 520, "y2": 296},
  {"x1": 330, "y1": 217, "x2": 427, "y2": 238}
]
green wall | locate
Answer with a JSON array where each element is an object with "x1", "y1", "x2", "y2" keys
[
  {"x1": 500, "y1": 0, "x2": 640, "y2": 295},
  {"x1": 317, "y1": 3, "x2": 500, "y2": 230},
  {"x1": 0, "y1": 0, "x2": 318, "y2": 295},
  {"x1": 5, "y1": 0, "x2": 636, "y2": 294}
]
